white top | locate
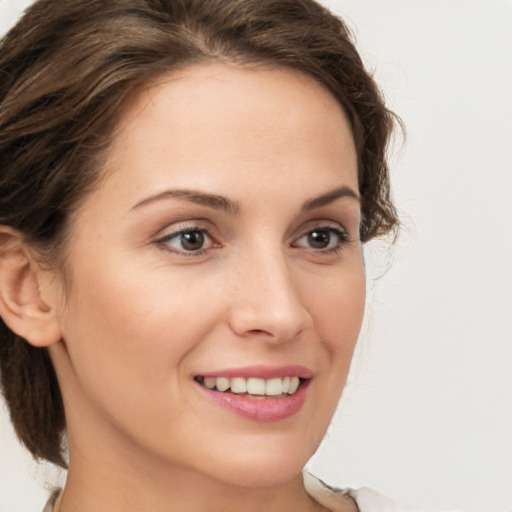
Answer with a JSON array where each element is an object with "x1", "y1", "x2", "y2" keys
[
  {"x1": 42, "y1": 474, "x2": 462, "y2": 512},
  {"x1": 303, "y1": 472, "x2": 462, "y2": 512}
]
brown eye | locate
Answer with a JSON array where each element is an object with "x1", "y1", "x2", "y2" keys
[
  {"x1": 307, "y1": 229, "x2": 331, "y2": 249},
  {"x1": 293, "y1": 226, "x2": 348, "y2": 253},
  {"x1": 180, "y1": 230, "x2": 205, "y2": 251},
  {"x1": 159, "y1": 228, "x2": 213, "y2": 254}
]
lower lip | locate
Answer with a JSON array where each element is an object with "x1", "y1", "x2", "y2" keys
[{"x1": 195, "y1": 380, "x2": 310, "y2": 422}]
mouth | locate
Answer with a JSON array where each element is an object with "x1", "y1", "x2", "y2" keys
[
  {"x1": 194, "y1": 375, "x2": 304, "y2": 398},
  {"x1": 193, "y1": 365, "x2": 312, "y2": 421}
]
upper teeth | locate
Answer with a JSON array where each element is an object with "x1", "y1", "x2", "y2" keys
[{"x1": 200, "y1": 376, "x2": 300, "y2": 396}]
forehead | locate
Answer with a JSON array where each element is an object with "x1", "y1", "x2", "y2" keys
[
  {"x1": 88, "y1": 63, "x2": 358, "y2": 214},
  {"x1": 110, "y1": 64, "x2": 354, "y2": 160}
]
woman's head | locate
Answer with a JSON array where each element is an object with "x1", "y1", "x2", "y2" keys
[{"x1": 0, "y1": 0, "x2": 398, "y2": 471}]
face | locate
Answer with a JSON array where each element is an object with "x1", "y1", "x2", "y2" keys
[{"x1": 49, "y1": 64, "x2": 365, "y2": 488}]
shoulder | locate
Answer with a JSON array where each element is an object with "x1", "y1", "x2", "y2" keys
[
  {"x1": 346, "y1": 486, "x2": 431, "y2": 512},
  {"x1": 303, "y1": 472, "x2": 463, "y2": 512}
]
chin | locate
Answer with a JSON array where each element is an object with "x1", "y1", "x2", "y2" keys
[
  {"x1": 192, "y1": 436, "x2": 317, "y2": 489},
  {"x1": 212, "y1": 460, "x2": 307, "y2": 489}
]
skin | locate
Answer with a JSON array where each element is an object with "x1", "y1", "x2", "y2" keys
[{"x1": 21, "y1": 64, "x2": 365, "y2": 511}]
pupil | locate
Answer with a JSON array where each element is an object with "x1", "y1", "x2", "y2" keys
[
  {"x1": 181, "y1": 231, "x2": 204, "y2": 251},
  {"x1": 308, "y1": 230, "x2": 330, "y2": 249}
]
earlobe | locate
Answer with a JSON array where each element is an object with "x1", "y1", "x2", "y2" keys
[{"x1": 0, "y1": 227, "x2": 62, "y2": 347}]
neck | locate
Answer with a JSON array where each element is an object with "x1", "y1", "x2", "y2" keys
[
  {"x1": 56, "y1": 467, "x2": 320, "y2": 512},
  {"x1": 55, "y1": 433, "x2": 325, "y2": 512}
]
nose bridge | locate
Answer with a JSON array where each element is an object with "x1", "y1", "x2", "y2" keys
[{"x1": 229, "y1": 242, "x2": 310, "y2": 342}]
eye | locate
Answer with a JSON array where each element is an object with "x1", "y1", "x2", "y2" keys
[
  {"x1": 157, "y1": 228, "x2": 214, "y2": 255},
  {"x1": 293, "y1": 226, "x2": 348, "y2": 252}
]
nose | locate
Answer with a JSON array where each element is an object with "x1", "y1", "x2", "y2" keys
[{"x1": 228, "y1": 249, "x2": 312, "y2": 343}]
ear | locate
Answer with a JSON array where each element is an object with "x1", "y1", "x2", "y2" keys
[{"x1": 0, "y1": 226, "x2": 62, "y2": 347}]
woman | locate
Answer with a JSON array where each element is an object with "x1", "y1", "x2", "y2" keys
[{"x1": 0, "y1": 0, "x2": 413, "y2": 510}]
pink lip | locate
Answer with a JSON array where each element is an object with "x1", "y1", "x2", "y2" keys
[
  {"x1": 197, "y1": 365, "x2": 313, "y2": 380},
  {"x1": 195, "y1": 378, "x2": 310, "y2": 422}
]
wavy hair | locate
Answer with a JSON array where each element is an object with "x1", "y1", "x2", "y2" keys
[{"x1": 0, "y1": 0, "x2": 399, "y2": 467}]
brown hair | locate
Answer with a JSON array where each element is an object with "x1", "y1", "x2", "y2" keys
[{"x1": 0, "y1": 0, "x2": 399, "y2": 467}]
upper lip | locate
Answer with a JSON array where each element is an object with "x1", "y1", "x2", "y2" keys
[{"x1": 196, "y1": 365, "x2": 313, "y2": 380}]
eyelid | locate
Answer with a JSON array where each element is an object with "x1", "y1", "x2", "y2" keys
[
  {"x1": 292, "y1": 219, "x2": 349, "y2": 239},
  {"x1": 291, "y1": 221, "x2": 350, "y2": 255},
  {"x1": 293, "y1": 226, "x2": 347, "y2": 244},
  {"x1": 154, "y1": 221, "x2": 219, "y2": 257},
  {"x1": 153, "y1": 217, "x2": 218, "y2": 240}
]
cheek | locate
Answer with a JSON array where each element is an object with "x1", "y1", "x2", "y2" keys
[
  {"x1": 296, "y1": 263, "x2": 365, "y2": 447},
  {"x1": 58, "y1": 256, "x2": 225, "y2": 408},
  {"x1": 309, "y1": 264, "x2": 366, "y2": 360}
]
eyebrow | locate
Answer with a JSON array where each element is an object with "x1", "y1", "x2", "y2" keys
[
  {"x1": 132, "y1": 189, "x2": 240, "y2": 214},
  {"x1": 131, "y1": 185, "x2": 359, "y2": 214},
  {"x1": 301, "y1": 186, "x2": 360, "y2": 212}
]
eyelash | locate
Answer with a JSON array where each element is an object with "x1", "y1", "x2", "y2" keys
[
  {"x1": 156, "y1": 227, "x2": 216, "y2": 257},
  {"x1": 292, "y1": 226, "x2": 349, "y2": 255},
  {"x1": 155, "y1": 224, "x2": 349, "y2": 257}
]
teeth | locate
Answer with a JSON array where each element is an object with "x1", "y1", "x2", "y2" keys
[
  {"x1": 200, "y1": 376, "x2": 303, "y2": 396},
  {"x1": 288, "y1": 376, "x2": 300, "y2": 394},
  {"x1": 265, "y1": 378, "x2": 283, "y2": 396},
  {"x1": 216, "y1": 377, "x2": 230, "y2": 392},
  {"x1": 204, "y1": 377, "x2": 216, "y2": 389},
  {"x1": 247, "y1": 378, "x2": 266, "y2": 395},
  {"x1": 230, "y1": 377, "x2": 247, "y2": 394}
]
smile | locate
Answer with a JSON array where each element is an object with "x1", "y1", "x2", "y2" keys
[
  {"x1": 195, "y1": 376, "x2": 302, "y2": 397},
  {"x1": 194, "y1": 368, "x2": 312, "y2": 421}
]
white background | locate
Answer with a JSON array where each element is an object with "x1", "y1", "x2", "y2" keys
[{"x1": 1, "y1": 1, "x2": 511, "y2": 511}]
